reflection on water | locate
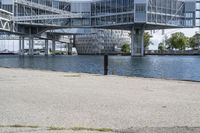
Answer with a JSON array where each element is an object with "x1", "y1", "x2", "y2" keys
[{"x1": 0, "y1": 55, "x2": 200, "y2": 81}]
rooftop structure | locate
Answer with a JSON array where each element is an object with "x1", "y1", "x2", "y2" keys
[{"x1": 0, "y1": 0, "x2": 198, "y2": 56}]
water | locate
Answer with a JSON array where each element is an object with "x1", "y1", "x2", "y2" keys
[{"x1": 0, "y1": 55, "x2": 200, "y2": 81}]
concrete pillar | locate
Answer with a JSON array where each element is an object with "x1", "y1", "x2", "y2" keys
[
  {"x1": 131, "y1": 27, "x2": 144, "y2": 56},
  {"x1": 65, "y1": 43, "x2": 68, "y2": 55},
  {"x1": 21, "y1": 37, "x2": 25, "y2": 56},
  {"x1": 68, "y1": 43, "x2": 73, "y2": 55},
  {"x1": 45, "y1": 39, "x2": 48, "y2": 56},
  {"x1": 19, "y1": 36, "x2": 22, "y2": 55},
  {"x1": 52, "y1": 40, "x2": 56, "y2": 55},
  {"x1": 73, "y1": 35, "x2": 76, "y2": 47},
  {"x1": 68, "y1": 36, "x2": 73, "y2": 55},
  {"x1": 29, "y1": 37, "x2": 34, "y2": 56}
]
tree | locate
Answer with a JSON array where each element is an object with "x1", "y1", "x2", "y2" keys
[
  {"x1": 121, "y1": 43, "x2": 130, "y2": 54},
  {"x1": 128, "y1": 32, "x2": 153, "y2": 50},
  {"x1": 144, "y1": 32, "x2": 153, "y2": 49},
  {"x1": 164, "y1": 35, "x2": 171, "y2": 49},
  {"x1": 158, "y1": 42, "x2": 165, "y2": 51},
  {"x1": 189, "y1": 34, "x2": 200, "y2": 49},
  {"x1": 168, "y1": 32, "x2": 189, "y2": 50}
]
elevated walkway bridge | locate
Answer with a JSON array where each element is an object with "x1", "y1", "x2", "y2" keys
[{"x1": 0, "y1": 0, "x2": 199, "y2": 56}]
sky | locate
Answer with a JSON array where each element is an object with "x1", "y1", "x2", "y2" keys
[{"x1": 149, "y1": 28, "x2": 199, "y2": 50}]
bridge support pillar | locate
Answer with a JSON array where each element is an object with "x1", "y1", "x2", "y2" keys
[
  {"x1": 131, "y1": 27, "x2": 144, "y2": 57},
  {"x1": 73, "y1": 35, "x2": 76, "y2": 47},
  {"x1": 19, "y1": 37, "x2": 22, "y2": 55},
  {"x1": 52, "y1": 40, "x2": 56, "y2": 55},
  {"x1": 68, "y1": 44, "x2": 73, "y2": 55},
  {"x1": 45, "y1": 39, "x2": 49, "y2": 56},
  {"x1": 29, "y1": 37, "x2": 34, "y2": 56},
  {"x1": 21, "y1": 37, "x2": 25, "y2": 56}
]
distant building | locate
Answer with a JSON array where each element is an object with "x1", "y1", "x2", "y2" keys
[{"x1": 75, "y1": 29, "x2": 130, "y2": 54}]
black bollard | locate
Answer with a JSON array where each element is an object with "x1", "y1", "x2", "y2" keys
[{"x1": 104, "y1": 54, "x2": 108, "y2": 75}]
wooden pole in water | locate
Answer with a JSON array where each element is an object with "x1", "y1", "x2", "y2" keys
[{"x1": 104, "y1": 54, "x2": 108, "y2": 75}]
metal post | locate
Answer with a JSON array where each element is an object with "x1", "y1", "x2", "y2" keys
[
  {"x1": 28, "y1": 27, "x2": 34, "y2": 56},
  {"x1": 29, "y1": 37, "x2": 34, "y2": 56},
  {"x1": 22, "y1": 36, "x2": 25, "y2": 56},
  {"x1": 104, "y1": 54, "x2": 108, "y2": 75},
  {"x1": 45, "y1": 39, "x2": 48, "y2": 56},
  {"x1": 29, "y1": 37, "x2": 31, "y2": 55},
  {"x1": 19, "y1": 36, "x2": 22, "y2": 55},
  {"x1": 131, "y1": 27, "x2": 135, "y2": 56},
  {"x1": 52, "y1": 40, "x2": 56, "y2": 55},
  {"x1": 73, "y1": 35, "x2": 76, "y2": 47}
]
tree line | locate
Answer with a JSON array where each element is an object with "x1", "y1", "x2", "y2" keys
[
  {"x1": 121, "y1": 32, "x2": 200, "y2": 54},
  {"x1": 158, "y1": 32, "x2": 200, "y2": 51}
]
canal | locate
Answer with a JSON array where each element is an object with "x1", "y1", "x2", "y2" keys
[{"x1": 0, "y1": 55, "x2": 199, "y2": 81}]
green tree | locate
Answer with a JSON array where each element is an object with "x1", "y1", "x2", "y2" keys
[
  {"x1": 144, "y1": 32, "x2": 153, "y2": 49},
  {"x1": 158, "y1": 42, "x2": 165, "y2": 51},
  {"x1": 121, "y1": 43, "x2": 130, "y2": 54},
  {"x1": 189, "y1": 34, "x2": 200, "y2": 49},
  {"x1": 168, "y1": 32, "x2": 189, "y2": 50},
  {"x1": 128, "y1": 32, "x2": 153, "y2": 50},
  {"x1": 163, "y1": 35, "x2": 171, "y2": 49}
]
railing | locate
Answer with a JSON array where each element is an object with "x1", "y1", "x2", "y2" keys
[
  {"x1": 14, "y1": 14, "x2": 82, "y2": 21},
  {"x1": 0, "y1": 9, "x2": 13, "y2": 21},
  {"x1": 0, "y1": 9, "x2": 13, "y2": 32},
  {"x1": 14, "y1": 0, "x2": 70, "y2": 14}
]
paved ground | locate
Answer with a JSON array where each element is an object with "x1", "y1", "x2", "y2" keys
[{"x1": 0, "y1": 68, "x2": 200, "y2": 133}]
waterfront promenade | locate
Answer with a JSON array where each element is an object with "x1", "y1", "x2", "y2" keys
[{"x1": 0, "y1": 68, "x2": 200, "y2": 133}]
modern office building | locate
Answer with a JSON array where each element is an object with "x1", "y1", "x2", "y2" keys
[
  {"x1": 76, "y1": 29, "x2": 130, "y2": 54},
  {"x1": 0, "y1": 0, "x2": 198, "y2": 56}
]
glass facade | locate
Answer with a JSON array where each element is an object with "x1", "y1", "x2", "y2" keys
[
  {"x1": 196, "y1": 0, "x2": 200, "y2": 26},
  {"x1": 91, "y1": 0, "x2": 196, "y2": 28},
  {"x1": 147, "y1": 0, "x2": 185, "y2": 26},
  {"x1": 0, "y1": 0, "x2": 197, "y2": 29},
  {"x1": 14, "y1": 0, "x2": 71, "y2": 26},
  {"x1": 91, "y1": 0, "x2": 134, "y2": 27}
]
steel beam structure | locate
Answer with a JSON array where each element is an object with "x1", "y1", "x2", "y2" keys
[
  {"x1": 14, "y1": 14, "x2": 82, "y2": 21},
  {"x1": 14, "y1": 0, "x2": 71, "y2": 14},
  {"x1": 0, "y1": 9, "x2": 13, "y2": 32}
]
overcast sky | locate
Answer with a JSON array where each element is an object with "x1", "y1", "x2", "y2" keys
[{"x1": 149, "y1": 28, "x2": 199, "y2": 50}]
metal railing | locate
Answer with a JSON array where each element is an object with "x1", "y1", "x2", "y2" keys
[
  {"x1": 14, "y1": 0, "x2": 71, "y2": 14},
  {"x1": 14, "y1": 14, "x2": 82, "y2": 21}
]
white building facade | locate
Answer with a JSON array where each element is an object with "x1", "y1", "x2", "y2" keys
[{"x1": 75, "y1": 29, "x2": 130, "y2": 54}]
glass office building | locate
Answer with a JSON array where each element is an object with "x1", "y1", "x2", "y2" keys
[
  {"x1": 0, "y1": 0, "x2": 197, "y2": 28},
  {"x1": 91, "y1": 0, "x2": 196, "y2": 29}
]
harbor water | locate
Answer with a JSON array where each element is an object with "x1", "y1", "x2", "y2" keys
[{"x1": 0, "y1": 55, "x2": 199, "y2": 81}]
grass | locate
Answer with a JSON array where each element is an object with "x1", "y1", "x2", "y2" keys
[
  {"x1": 47, "y1": 126, "x2": 67, "y2": 130},
  {"x1": 0, "y1": 124, "x2": 113, "y2": 132},
  {"x1": 0, "y1": 125, "x2": 5, "y2": 127},
  {"x1": 69, "y1": 127, "x2": 113, "y2": 132},
  {"x1": 0, "y1": 124, "x2": 39, "y2": 128}
]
